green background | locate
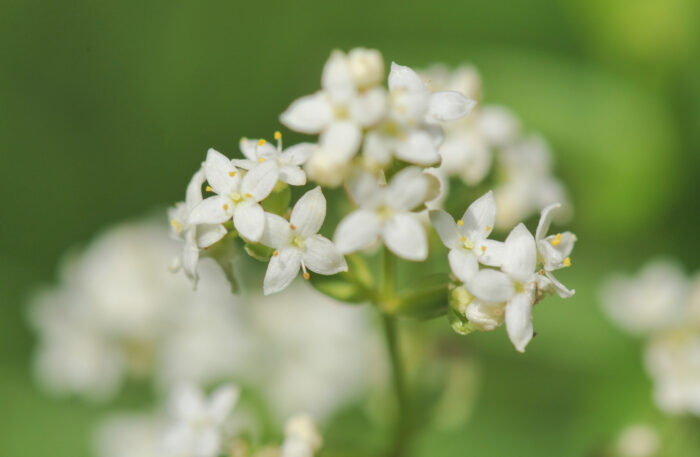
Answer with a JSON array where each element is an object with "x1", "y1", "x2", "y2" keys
[{"x1": 1, "y1": 0, "x2": 699, "y2": 456}]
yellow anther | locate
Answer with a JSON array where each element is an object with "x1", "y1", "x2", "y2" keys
[
  {"x1": 540, "y1": 269, "x2": 545, "y2": 275},
  {"x1": 303, "y1": 272, "x2": 310, "y2": 280},
  {"x1": 170, "y1": 219, "x2": 182, "y2": 233},
  {"x1": 273, "y1": 250, "x2": 279, "y2": 257},
  {"x1": 274, "y1": 131, "x2": 282, "y2": 140},
  {"x1": 552, "y1": 233, "x2": 562, "y2": 247},
  {"x1": 223, "y1": 204, "x2": 229, "y2": 211},
  {"x1": 460, "y1": 236, "x2": 466, "y2": 242},
  {"x1": 290, "y1": 224, "x2": 297, "y2": 230},
  {"x1": 486, "y1": 225, "x2": 491, "y2": 231},
  {"x1": 258, "y1": 139, "x2": 266, "y2": 146},
  {"x1": 228, "y1": 171, "x2": 236, "y2": 177},
  {"x1": 563, "y1": 257, "x2": 571, "y2": 267},
  {"x1": 457, "y1": 219, "x2": 464, "y2": 226},
  {"x1": 481, "y1": 245, "x2": 486, "y2": 252},
  {"x1": 206, "y1": 185, "x2": 213, "y2": 192},
  {"x1": 244, "y1": 193, "x2": 252, "y2": 199},
  {"x1": 258, "y1": 157, "x2": 266, "y2": 163}
]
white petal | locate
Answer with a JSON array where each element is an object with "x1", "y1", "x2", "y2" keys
[
  {"x1": 208, "y1": 384, "x2": 240, "y2": 424},
  {"x1": 185, "y1": 168, "x2": 206, "y2": 210},
  {"x1": 383, "y1": 213, "x2": 427, "y2": 261},
  {"x1": 460, "y1": 190, "x2": 497, "y2": 241},
  {"x1": 465, "y1": 300, "x2": 505, "y2": 331},
  {"x1": 291, "y1": 187, "x2": 326, "y2": 237},
  {"x1": 536, "y1": 202, "x2": 562, "y2": 241},
  {"x1": 281, "y1": 143, "x2": 315, "y2": 166},
  {"x1": 196, "y1": 224, "x2": 227, "y2": 248},
  {"x1": 233, "y1": 201, "x2": 265, "y2": 242},
  {"x1": 279, "y1": 165, "x2": 307, "y2": 186},
  {"x1": 395, "y1": 129, "x2": 441, "y2": 165},
  {"x1": 387, "y1": 166, "x2": 431, "y2": 211},
  {"x1": 429, "y1": 210, "x2": 459, "y2": 249},
  {"x1": 193, "y1": 428, "x2": 220, "y2": 456},
  {"x1": 350, "y1": 87, "x2": 387, "y2": 127},
  {"x1": 263, "y1": 248, "x2": 302, "y2": 295},
  {"x1": 320, "y1": 121, "x2": 362, "y2": 162},
  {"x1": 477, "y1": 240, "x2": 506, "y2": 267},
  {"x1": 426, "y1": 90, "x2": 476, "y2": 123},
  {"x1": 187, "y1": 196, "x2": 234, "y2": 225},
  {"x1": 241, "y1": 161, "x2": 279, "y2": 201},
  {"x1": 545, "y1": 271, "x2": 575, "y2": 298},
  {"x1": 280, "y1": 92, "x2": 333, "y2": 134},
  {"x1": 204, "y1": 148, "x2": 239, "y2": 195},
  {"x1": 502, "y1": 223, "x2": 537, "y2": 282},
  {"x1": 333, "y1": 210, "x2": 381, "y2": 253},
  {"x1": 260, "y1": 213, "x2": 292, "y2": 249},
  {"x1": 540, "y1": 231, "x2": 576, "y2": 271},
  {"x1": 170, "y1": 383, "x2": 204, "y2": 420},
  {"x1": 388, "y1": 62, "x2": 426, "y2": 92},
  {"x1": 182, "y1": 231, "x2": 200, "y2": 284},
  {"x1": 303, "y1": 235, "x2": 348, "y2": 275},
  {"x1": 345, "y1": 168, "x2": 382, "y2": 208},
  {"x1": 322, "y1": 50, "x2": 356, "y2": 104},
  {"x1": 505, "y1": 293, "x2": 534, "y2": 352},
  {"x1": 231, "y1": 158, "x2": 256, "y2": 170},
  {"x1": 239, "y1": 138, "x2": 260, "y2": 161},
  {"x1": 449, "y1": 249, "x2": 479, "y2": 283},
  {"x1": 468, "y1": 269, "x2": 515, "y2": 303},
  {"x1": 362, "y1": 130, "x2": 393, "y2": 167}
]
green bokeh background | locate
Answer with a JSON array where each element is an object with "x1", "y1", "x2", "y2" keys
[{"x1": 1, "y1": 0, "x2": 699, "y2": 456}]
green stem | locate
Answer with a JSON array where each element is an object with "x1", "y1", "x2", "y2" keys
[{"x1": 379, "y1": 247, "x2": 410, "y2": 457}]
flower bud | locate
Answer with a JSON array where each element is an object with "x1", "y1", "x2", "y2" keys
[{"x1": 348, "y1": 48, "x2": 384, "y2": 89}]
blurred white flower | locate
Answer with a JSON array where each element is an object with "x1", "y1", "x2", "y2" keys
[
  {"x1": 615, "y1": 424, "x2": 660, "y2": 457},
  {"x1": 260, "y1": 187, "x2": 347, "y2": 295},
  {"x1": 188, "y1": 149, "x2": 278, "y2": 242},
  {"x1": 535, "y1": 203, "x2": 576, "y2": 298},
  {"x1": 234, "y1": 134, "x2": 313, "y2": 186},
  {"x1": 429, "y1": 191, "x2": 504, "y2": 283},
  {"x1": 94, "y1": 413, "x2": 165, "y2": 457},
  {"x1": 169, "y1": 168, "x2": 227, "y2": 287},
  {"x1": 161, "y1": 383, "x2": 239, "y2": 457},
  {"x1": 601, "y1": 261, "x2": 690, "y2": 335},
  {"x1": 334, "y1": 167, "x2": 437, "y2": 261},
  {"x1": 280, "y1": 414, "x2": 322, "y2": 457}
]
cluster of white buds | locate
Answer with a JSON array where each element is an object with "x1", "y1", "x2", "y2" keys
[
  {"x1": 602, "y1": 261, "x2": 700, "y2": 416},
  {"x1": 169, "y1": 47, "x2": 578, "y2": 351}
]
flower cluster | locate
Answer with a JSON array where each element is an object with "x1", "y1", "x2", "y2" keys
[
  {"x1": 602, "y1": 261, "x2": 700, "y2": 416},
  {"x1": 169, "y1": 47, "x2": 578, "y2": 351},
  {"x1": 437, "y1": 197, "x2": 576, "y2": 351}
]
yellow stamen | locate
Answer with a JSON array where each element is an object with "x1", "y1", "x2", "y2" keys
[
  {"x1": 486, "y1": 225, "x2": 491, "y2": 231},
  {"x1": 552, "y1": 233, "x2": 562, "y2": 247},
  {"x1": 290, "y1": 224, "x2": 297, "y2": 230},
  {"x1": 540, "y1": 269, "x2": 545, "y2": 275},
  {"x1": 273, "y1": 250, "x2": 279, "y2": 257},
  {"x1": 274, "y1": 131, "x2": 282, "y2": 140},
  {"x1": 460, "y1": 236, "x2": 466, "y2": 242},
  {"x1": 481, "y1": 245, "x2": 486, "y2": 252},
  {"x1": 223, "y1": 204, "x2": 229, "y2": 211},
  {"x1": 258, "y1": 139, "x2": 266, "y2": 146},
  {"x1": 303, "y1": 272, "x2": 310, "y2": 280},
  {"x1": 170, "y1": 219, "x2": 182, "y2": 233},
  {"x1": 457, "y1": 219, "x2": 464, "y2": 227},
  {"x1": 206, "y1": 185, "x2": 213, "y2": 192},
  {"x1": 563, "y1": 257, "x2": 571, "y2": 267},
  {"x1": 244, "y1": 193, "x2": 252, "y2": 199},
  {"x1": 228, "y1": 171, "x2": 236, "y2": 177},
  {"x1": 258, "y1": 157, "x2": 266, "y2": 163}
]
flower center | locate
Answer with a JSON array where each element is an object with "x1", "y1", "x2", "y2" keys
[
  {"x1": 377, "y1": 205, "x2": 394, "y2": 221},
  {"x1": 291, "y1": 235, "x2": 305, "y2": 249},
  {"x1": 460, "y1": 236, "x2": 474, "y2": 250},
  {"x1": 230, "y1": 192, "x2": 242, "y2": 203}
]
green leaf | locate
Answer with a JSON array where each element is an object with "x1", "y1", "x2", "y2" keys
[
  {"x1": 390, "y1": 273, "x2": 450, "y2": 320},
  {"x1": 309, "y1": 255, "x2": 375, "y2": 303}
]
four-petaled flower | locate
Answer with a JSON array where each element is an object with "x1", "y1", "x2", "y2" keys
[
  {"x1": 333, "y1": 167, "x2": 437, "y2": 261},
  {"x1": 234, "y1": 133, "x2": 313, "y2": 186},
  {"x1": 261, "y1": 187, "x2": 347, "y2": 295},
  {"x1": 188, "y1": 149, "x2": 278, "y2": 242},
  {"x1": 429, "y1": 191, "x2": 504, "y2": 283},
  {"x1": 536, "y1": 202, "x2": 576, "y2": 298},
  {"x1": 168, "y1": 168, "x2": 227, "y2": 287}
]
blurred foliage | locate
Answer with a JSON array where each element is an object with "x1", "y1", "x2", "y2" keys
[{"x1": 1, "y1": 0, "x2": 699, "y2": 456}]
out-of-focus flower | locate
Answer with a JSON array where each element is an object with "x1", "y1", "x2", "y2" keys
[
  {"x1": 234, "y1": 134, "x2": 313, "y2": 186},
  {"x1": 188, "y1": 149, "x2": 278, "y2": 242},
  {"x1": 429, "y1": 191, "x2": 504, "y2": 283},
  {"x1": 161, "y1": 383, "x2": 240, "y2": 457},
  {"x1": 280, "y1": 414, "x2": 322, "y2": 457},
  {"x1": 94, "y1": 413, "x2": 165, "y2": 457},
  {"x1": 535, "y1": 203, "x2": 576, "y2": 298},
  {"x1": 602, "y1": 261, "x2": 691, "y2": 335},
  {"x1": 334, "y1": 167, "x2": 438, "y2": 261},
  {"x1": 615, "y1": 424, "x2": 660, "y2": 457},
  {"x1": 169, "y1": 168, "x2": 227, "y2": 287},
  {"x1": 260, "y1": 187, "x2": 347, "y2": 295}
]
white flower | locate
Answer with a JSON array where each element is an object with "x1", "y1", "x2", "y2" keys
[
  {"x1": 467, "y1": 224, "x2": 539, "y2": 352},
  {"x1": 362, "y1": 62, "x2": 475, "y2": 167},
  {"x1": 615, "y1": 424, "x2": 660, "y2": 457},
  {"x1": 437, "y1": 129, "x2": 493, "y2": 186},
  {"x1": 535, "y1": 203, "x2": 576, "y2": 298},
  {"x1": 303, "y1": 121, "x2": 362, "y2": 187},
  {"x1": 261, "y1": 187, "x2": 347, "y2": 295},
  {"x1": 169, "y1": 168, "x2": 227, "y2": 287},
  {"x1": 234, "y1": 134, "x2": 313, "y2": 186},
  {"x1": 161, "y1": 383, "x2": 239, "y2": 457},
  {"x1": 645, "y1": 329, "x2": 700, "y2": 416},
  {"x1": 429, "y1": 191, "x2": 504, "y2": 283},
  {"x1": 333, "y1": 167, "x2": 438, "y2": 261},
  {"x1": 94, "y1": 413, "x2": 165, "y2": 457},
  {"x1": 188, "y1": 148, "x2": 278, "y2": 242},
  {"x1": 602, "y1": 261, "x2": 691, "y2": 335},
  {"x1": 421, "y1": 64, "x2": 482, "y2": 101},
  {"x1": 280, "y1": 414, "x2": 322, "y2": 457},
  {"x1": 280, "y1": 49, "x2": 387, "y2": 137}
]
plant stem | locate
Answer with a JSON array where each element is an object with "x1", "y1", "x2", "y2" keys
[{"x1": 379, "y1": 247, "x2": 410, "y2": 457}]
